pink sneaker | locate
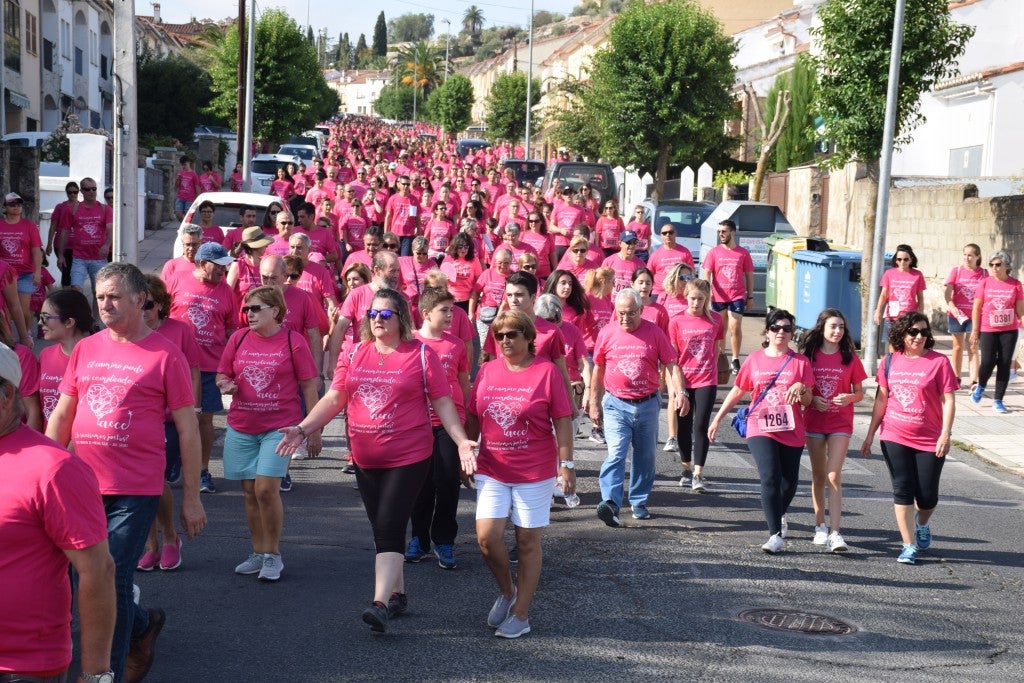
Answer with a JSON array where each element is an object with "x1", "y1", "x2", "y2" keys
[
  {"x1": 137, "y1": 549, "x2": 159, "y2": 571},
  {"x1": 159, "y1": 537, "x2": 182, "y2": 571}
]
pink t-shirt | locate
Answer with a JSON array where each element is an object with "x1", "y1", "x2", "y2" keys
[
  {"x1": 483, "y1": 316, "x2": 566, "y2": 362},
  {"x1": 0, "y1": 218, "x2": 41, "y2": 273},
  {"x1": 880, "y1": 268, "x2": 926, "y2": 320},
  {"x1": 231, "y1": 254, "x2": 262, "y2": 301},
  {"x1": 625, "y1": 220, "x2": 652, "y2": 252},
  {"x1": 219, "y1": 327, "x2": 318, "y2": 434},
  {"x1": 641, "y1": 300, "x2": 669, "y2": 334},
  {"x1": 594, "y1": 320, "x2": 676, "y2": 399},
  {"x1": 297, "y1": 227, "x2": 341, "y2": 263},
  {"x1": 331, "y1": 340, "x2": 450, "y2": 468},
  {"x1": 294, "y1": 261, "x2": 339, "y2": 310},
  {"x1": 0, "y1": 426, "x2": 107, "y2": 676},
  {"x1": 160, "y1": 257, "x2": 195, "y2": 294},
  {"x1": 473, "y1": 269, "x2": 508, "y2": 312},
  {"x1": 471, "y1": 358, "x2": 572, "y2": 483},
  {"x1": 199, "y1": 172, "x2": 221, "y2": 194},
  {"x1": 442, "y1": 257, "x2": 482, "y2": 301},
  {"x1": 596, "y1": 216, "x2": 625, "y2": 250},
  {"x1": 562, "y1": 305, "x2": 595, "y2": 348},
  {"x1": 703, "y1": 244, "x2": 754, "y2": 303},
  {"x1": 944, "y1": 265, "x2": 985, "y2": 319},
  {"x1": 601, "y1": 254, "x2": 645, "y2": 295},
  {"x1": 415, "y1": 331, "x2": 468, "y2": 424},
  {"x1": 15, "y1": 344, "x2": 39, "y2": 398},
  {"x1": 877, "y1": 350, "x2": 958, "y2": 451},
  {"x1": 167, "y1": 275, "x2": 238, "y2": 372},
  {"x1": 520, "y1": 231, "x2": 555, "y2": 278},
  {"x1": 975, "y1": 275, "x2": 1024, "y2": 332},
  {"x1": 39, "y1": 344, "x2": 72, "y2": 428},
  {"x1": 648, "y1": 244, "x2": 694, "y2": 295},
  {"x1": 176, "y1": 169, "x2": 201, "y2": 201},
  {"x1": 282, "y1": 285, "x2": 325, "y2": 338},
  {"x1": 657, "y1": 292, "x2": 689, "y2": 320},
  {"x1": 734, "y1": 350, "x2": 815, "y2": 447},
  {"x1": 669, "y1": 310, "x2": 724, "y2": 389},
  {"x1": 449, "y1": 304, "x2": 475, "y2": 345},
  {"x1": 424, "y1": 218, "x2": 456, "y2": 255},
  {"x1": 550, "y1": 204, "x2": 586, "y2": 246},
  {"x1": 804, "y1": 349, "x2": 868, "y2": 435},
  {"x1": 338, "y1": 283, "x2": 378, "y2": 345},
  {"x1": 200, "y1": 224, "x2": 225, "y2": 245},
  {"x1": 58, "y1": 329, "x2": 195, "y2": 495},
  {"x1": 340, "y1": 216, "x2": 367, "y2": 247},
  {"x1": 558, "y1": 320, "x2": 588, "y2": 382},
  {"x1": 70, "y1": 202, "x2": 112, "y2": 260},
  {"x1": 585, "y1": 294, "x2": 614, "y2": 350},
  {"x1": 386, "y1": 193, "x2": 417, "y2": 236}
]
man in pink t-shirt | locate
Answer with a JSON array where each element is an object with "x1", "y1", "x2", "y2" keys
[
  {"x1": 58, "y1": 177, "x2": 113, "y2": 294},
  {"x1": 701, "y1": 219, "x2": 754, "y2": 374},
  {"x1": 161, "y1": 224, "x2": 203, "y2": 294},
  {"x1": 647, "y1": 222, "x2": 695, "y2": 295},
  {"x1": 0, "y1": 346, "x2": 115, "y2": 682},
  {"x1": 384, "y1": 175, "x2": 420, "y2": 255},
  {"x1": 591, "y1": 288, "x2": 684, "y2": 526},
  {"x1": 601, "y1": 229, "x2": 646, "y2": 295},
  {"x1": 259, "y1": 254, "x2": 324, "y2": 378},
  {"x1": 174, "y1": 156, "x2": 201, "y2": 221},
  {"x1": 46, "y1": 263, "x2": 206, "y2": 682}
]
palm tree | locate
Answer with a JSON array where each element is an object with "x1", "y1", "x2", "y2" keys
[
  {"x1": 463, "y1": 6, "x2": 485, "y2": 44},
  {"x1": 396, "y1": 41, "x2": 444, "y2": 97}
]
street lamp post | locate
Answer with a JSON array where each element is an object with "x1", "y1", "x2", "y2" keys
[
  {"x1": 443, "y1": 19, "x2": 451, "y2": 81},
  {"x1": 412, "y1": 54, "x2": 418, "y2": 123},
  {"x1": 525, "y1": 0, "x2": 534, "y2": 159}
]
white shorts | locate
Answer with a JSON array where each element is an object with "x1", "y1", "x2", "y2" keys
[{"x1": 474, "y1": 474, "x2": 556, "y2": 529}]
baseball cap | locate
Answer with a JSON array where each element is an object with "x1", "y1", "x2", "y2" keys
[
  {"x1": 195, "y1": 242, "x2": 234, "y2": 266},
  {"x1": 4, "y1": 192, "x2": 23, "y2": 205},
  {"x1": 241, "y1": 227, "x2": 273, "y2": 249},
  {"x1": 619, "y1": 230, "x2": 638, "y2": 243},
  {"x1": 0, "y1": 344, "x2": 22, "y2": 387}
]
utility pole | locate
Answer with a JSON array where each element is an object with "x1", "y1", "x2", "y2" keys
[
  {"x1": 242, "y1": 0, "x2": 256, "y2": 191},
  {"x1": 412, "y1": 54, "x2": 418, "y2": 123},
  {"x1": 236, "y1": 0, "x2": 246, "y2": 163},
  {"x1": 443, "y1": 19, "x2": 451, "y2": 80},
  {"x1": 112, "y1": 0, "x2": 138, "y2": 264},
  {"x1": 525, "y1": 0, "x2": 534, "y2": 159}
]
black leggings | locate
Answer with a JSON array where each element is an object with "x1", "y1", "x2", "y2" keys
[
  {"x1": 355, "y1": 457, "x2": 431, "y2": 554},
  {"x1": 410, "y1": 426, "x2": 462, "y2": 546},
  {"x1": 675, "y1": 385, "x2": 717, "y2": 467},
  {"x1": 748, "y1": 436, "x2": 804, "y2": 536},
  {"x1": 880, "y1": 440, "x2": 945, "y2": 509},
  {"x1": 978, "y1": 329, "x2": 1018, "y2": 401}
]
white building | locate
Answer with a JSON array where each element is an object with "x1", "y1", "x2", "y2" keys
[
  {"x1": 329, "y1": 70, "x2": 388, "y2": 117},
  {"x1": 892, "y1": 0, "x2": 1024, "y2": 177}
]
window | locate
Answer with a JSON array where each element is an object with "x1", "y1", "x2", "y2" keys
[
  {"x1": 89, "y1": 30, "x2": 97, "y2": 65},
  {"x1": 100, "y1": 54, "x2": 108, "y2": 80},
  {"x1": 43, "y1": 38, "x2": 53, "y2": 71},
  {"x1": 75, "y1": 46, "x2": 83, "y2": 75},
  {"x1": 60, "y1": 19, "x2": 70, "y2": 59},
  {"x1": 24, "y1": 10, "x2": 36, "y2": 56},
  {"x1": 4, "y1": 0, "x2": 21, "y2": 72}
]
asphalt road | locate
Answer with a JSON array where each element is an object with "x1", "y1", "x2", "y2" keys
[{"x1": 91, "y1": 392, "x2": 1024, "y2": 683}]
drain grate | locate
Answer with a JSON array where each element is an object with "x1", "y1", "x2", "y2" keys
[{"x1": 738, "y1": 609, "x2": 857, "y2": 636}]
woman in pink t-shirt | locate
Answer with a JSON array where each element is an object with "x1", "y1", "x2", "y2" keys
[
  {"x1": 873, "y1": 244, "x2": 926, "y2": 336},
  {"x1": 709, "y1": 309, "x2": 814, "y2": 554},
  {"x1": 799, "y1": 308, "x2": 866, "y2": 553},
  {"x1": 229, "y1": 162, "x2": 244, "y2": 192},
  {"x1": 470, "y1": 247, "x2": 512, "y2": 347},
  {"x1": 217, "y1": 286, "x2": 320, "y2": 582},
  {"x1": 465, "y1": 311, "x2": 574, "y2": 638},
  {"x1": 968, "y1": 249, "x2": 1024, "y2": 412},
  {"x1": 668, "y1": 279, "x2": 724, "y2": 493},
  {"x1": 442, "y1": 232, "x2": 482, "y2": 310},
  {"x1": 269, "y1": 167, "x2": 295, "y2": 202},
  {"x1": 544, "y1": 269, "x2": 595, "y2": 345},
  {"x1": 625, "y1": 204, "x2": 652, "y2": 260},
  {"x1": 861, "y1": 312, "x2": 957, "y2": 565},
  {"x1": 38, "y1": 289, "x2": 93, "y2": 431},
  {"x1": 277, "y1": 289, "x2": 474, "y2": 632},
  {"x1": 943, "y1": 243, "x2": 984, "y2": 387},
  {"x1": 521, "y1": 210, "x2": 557, "y2": 279},
  {"x1": 596, "y1": 201, "x2": 626, "y2": 256},
  {"x1": 657, "y1": 261, "x2": 697, "y2": 322},
  {"x1": 583, "y1": 267, "x2": 615, "y2": 355}
]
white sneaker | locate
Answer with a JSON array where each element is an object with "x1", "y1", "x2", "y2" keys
[
  {"x1": 663, "y1": 437, "x2": 679, "y2": 452},
  {"x1": 780, "y1": 515, "x2": 788, "y2": 538},
  {"x1": 826, "y1": 531, "x2": 849, "y2": 553},
  {"x1": 258, "y1": 553, "x2": 283, "y2": 582},
  {"x1": 234, "y1": 552, "x2": 264, "y2": 575},
  {"x1": 812, "y1": 523, "x2": 828, "y2": 545},
  {"x1": 691, "y1": 473, "x2": 707, "y2": 493},
  {"x1": 762, "y1": 534, "x2": 785, "y2": 554}
]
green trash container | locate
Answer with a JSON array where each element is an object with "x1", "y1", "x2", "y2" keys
[{"x1": 766, "y1": 236, "x2": 830, "y2": 312}]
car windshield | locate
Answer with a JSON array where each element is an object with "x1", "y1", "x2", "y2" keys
[
  {"x1": 187, "y1": 203, "x2": 272, "y2": 227},
  {"x1": 654, "y1": 205, "x2": 714, "y2": 238},
  {"x1": 252, "y1": 160, "x2": 288, "y2": 175}
]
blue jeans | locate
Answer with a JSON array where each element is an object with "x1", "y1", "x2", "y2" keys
[
  {"x1": 399, "y1": 235, "x2": 415, "y2": 256},
  {"x1": 104, "y1": 494, "x2": 160, "y2": 681},
  {"x1": 598, "y1": 393, "x2": 660, "y2": 508},
  {"x1": 70, "y1": 258, "x2": 106, "y2": 290}
]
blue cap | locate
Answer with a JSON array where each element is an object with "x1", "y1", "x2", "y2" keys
[{"x1": 195, "y1": 242, "x2": 234, "y2": 265}]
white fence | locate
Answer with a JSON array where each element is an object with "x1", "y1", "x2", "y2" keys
[{"x1": 614, "y1": 163, "x2": 715, "y2": 207}]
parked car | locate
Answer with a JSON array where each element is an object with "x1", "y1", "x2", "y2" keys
[
  {"x1": 174, "y1": 192, "x2": 281, "y2": 258},
  {"x1": 501, "y1": 159, "x2": 546, "y2": 187},
  {"x1": 641, "y1": 199, "x2": 717, "y2": 264},
  {"x1": 251, "y1": 153, "x2": 301, "y2": 192},
  {"x1": 278, "y1": 144, "x2": 319, "y2": 165},
  {"x1": 541, "y1": 161, "x2": 619, "y2": 207},
  {"x1": 2, "y1": 131, "x2": 51, "y2": 148},
  {"x1": 698, "y1": 200, "x2": 796, "y2": 314},
  {"x1": 192, "y1": 125, "x2": 237, "y2": 142},
  {"x1": 456, "y1": 138, "x2": 489, "y2": 158}
]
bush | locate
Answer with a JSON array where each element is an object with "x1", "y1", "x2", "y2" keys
[{"x1": 41, "y1": 114, "x2": 112, "y2": 164}]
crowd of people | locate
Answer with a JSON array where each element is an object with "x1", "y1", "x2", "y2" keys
[{"x1": 2, "y1": 117, "x2": 1023, "y2": 680}]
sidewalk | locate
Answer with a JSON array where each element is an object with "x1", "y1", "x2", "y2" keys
[{"x1": 138, "y1": 221, "x2": 1024, "y2": 478}]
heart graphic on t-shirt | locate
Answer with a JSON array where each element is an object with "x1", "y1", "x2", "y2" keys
[
  {"x1": 889, "y1": 382, "x2": 916, "y2": 411},
  {"x1": 241, "y1": 365, "x2": 274, "y2": 392},
  {"x1": 686, "y1": 336, "x2": 708, "y2": 360},
  {"x1": 84, "y1": 383, "x2": 126, "y2": 420},
  {"x1": 186, "y1": 305, "x2": 211, "y2": 331},
  {"x1": 617, "y1": 359, "x2": 642, "y2": 382},
  {"x1": 720, "y1": 264, "x2": 737, "y2": 283},
  {"x1": 763, "y1": 386, "x2": 785, "y2": 407},
  {"x1": 816, "y1": 377, "x2": 838, "y2": 400},
  {"x1": 42, "y1": 394, "x2": 58, "y2": 418},
  {"x1": 0, "y1": 237, "x2": 19, "y2": 255},
  {"x1": 80, "y1": 221, "x2": 98, "y2": 237},
  {"x1": 484, "y1": 400, "x2": 522, "y2": 433},
  {"x1": 355, "y1": 382, "x2": 393, "y2": 416}
]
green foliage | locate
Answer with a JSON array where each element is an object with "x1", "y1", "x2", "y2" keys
[
  {"x1": 41, "y1": 114, "x2": 112, "y2": 164},
  {"x1": 395, "y1": 41, "x2": 444, "y2": 97},
  {"x1": 355, "y1": 34, "x2": 369, "y2": 60},
  {"x1": 548, "y1": 77, "x2": 603, "y2": 161},
  {"x1": 809, "y1": 0, "x2": 974, "y2": 167},
  {"x1": 136, "y1": 52, "x2": 217, "y2": 143},
  {"x1": 765, "y1": 53, "x2": 816, "y2": 171},
  {"x1": 375, "y1": 85, "x2": 416, "y2": 121},
  {"x1": 533, "y1": 11, "x2": 564, "y2": 29},
  {"x1": 336, "y1": 33, "x2": 352, "y2": 69},
  {"x1": 712, "y1": 168, "x2": 749, "y2": 189},
  {"x1": 373, "y1": 12, "x2": 388, "y2": 56},
  {"x1": 463, "y1": 6, "x2": 485, "y2": 44},
  {"x1": 389, "y1": 13, "x2": 434, "y2": 43},
  {"x1": 206, "y1": 9, "x2": 338, "y2": 145},
  {"x1": 483, "y1": 72, "x2": 541, "y2": 143},
  {"x1": 427, "y1": 75, "x2": 475, "y2": 134},
  {"x1": 582, "y1": 0, "x2": 736, "y2": 192}
]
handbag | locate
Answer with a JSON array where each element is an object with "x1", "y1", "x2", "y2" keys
[
  {"x1": 731, "y1": 352, "x2": 793, "y2": 438},
  {"x1": 479, "y1": 306, "x2": 498, "y2": 324},
  {"x1": 716, "y1": 352, "x2": 732, "y2": 385}
]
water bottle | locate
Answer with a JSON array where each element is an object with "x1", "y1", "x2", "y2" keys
[{"x1": 556, "y1": 476, "x2": 581, "y2": 508}]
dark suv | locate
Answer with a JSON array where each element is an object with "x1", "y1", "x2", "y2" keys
[{"x1": 541, "y1": 162, "x2": 619, "y2": 206}]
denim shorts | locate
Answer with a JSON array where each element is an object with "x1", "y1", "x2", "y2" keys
[
  {"x1": 200, "y1": 371, "x2": 224, "y2": 413},
  {"x1": 711, "y1": 299, "x2": 746, "y2": 314},
  {"x1": 947, "y1": 315, "x2": 972, "y2": 335},
  {"x1": 805, "y1": 431, "x2": 853, "y2": 440},
  {"x1": 16, "y1": 271, "x2": 36, "y2": 294},
  {"x1": 70, "y1": 258, "x2": 106, "y2": 288},
  {"x1": 174, "y1": 198, "x2": 191, "y2": 213},
  {"x1": 223, "y1": 427, "x2": 288, "y2": 479}
]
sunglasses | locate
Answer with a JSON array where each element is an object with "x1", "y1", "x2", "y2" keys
[
  {"x1": 528, "y1": 219, "x2": 540, "y2": 224},
  {"x1": 278, "y1": 221, "x2": 294, "y2": 226},
  {"x1": 242, "y1": 304, "x2": 272, "y2": 314},
  {"x1": 287, "y1": 272, "x2": 301, "y2": 281},
  {"x1": 661, "y1": 231, "x2": 675, "y2": 236},
  {"x1": 522, "y1": 263, "x2": 538, "y2": 270},
  {"x1": 604, "y1": 205, "x2": 615, "y2": 210},
  {"x1": 383, "y1": 243, "x2": 399, "y2": 250},
  {"x1": 67, "y1": 189, "x2": 80, "y2": 194},
  {"x1": 894, "y1": 257, "x2": 910, "y2": 263},
  {"x1": 623, "y1": 240, "x2": 638, "y2": 246},
  {"x1": 571, "y1": 248, "x2": 588, "y2": 254},
  {"x1": 989, "y1": 261, "x2": 1004, "y2": 268},
  {"x1": 143, "y1": 300, "x2": 157, "y2": 311},
  {"x1": 39, "y1": 313, "x2": 62, "y2": 322},
  {"x1": 493, "y1": 329, "x2": 522, "y2": 341},
  {"x1": 5, "y1": 200, "x2": 23, "y2": 207},
  {"x1": 768, "y1": 324, "x2": 794, "y2": 333},
  {"x1": 367, "y1": 308, "x2": 396, "y2": 321},
  {"x1": 81, "y1": 187, "x2": 98, "y2": 192},
  {"x1": 414, "y1": 251, "x2": 428, "y2": 257},
  {"x1": 906, "y1": 327, "x2": 931, "y2": 338}
]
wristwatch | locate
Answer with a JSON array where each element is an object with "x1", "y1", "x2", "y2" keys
[
  {"x1": 560, "y1": 460, "x2": 575, "y2": 469},
  {"x1": 80, "y1": 672, "x2": 115, "y2": 683}
]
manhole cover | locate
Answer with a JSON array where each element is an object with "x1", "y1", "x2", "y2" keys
[{"x1": 738, "y1": 609, "x2": 857, "y2": 636}]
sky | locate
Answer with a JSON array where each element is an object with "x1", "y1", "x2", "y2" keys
[{"x1": 154, "y1": 0, "x2": 582, "y2": 46}]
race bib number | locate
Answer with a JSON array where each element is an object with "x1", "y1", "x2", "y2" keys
[
  {"x1": 886, "y1": 301, "x2": 902, "y2": 318},
  {"x1": 409, "y1": 205, "x2": 418, "y2": 217},
  {"x1": 759, "y1": 404, "x2": 795, "y2": 433},
  {"x1": 989, "y1": 309, "x2": 1014, "y2": 327}
]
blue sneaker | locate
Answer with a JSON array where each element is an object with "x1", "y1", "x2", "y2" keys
[
  {"x1": 596, "y1": 500, "x2": 620, "y2": 527},
  {"x1": 971, "y1": 384, "x2": 983, "y2": 404},
  {"x1": 994, "y1": 399, "x2": 1008, "y2": 414},
  {"x1": 434, "y1": 543, "x2": 457, "y2": 570},
  {"x1": 165, "y1": 461, "x2": 182, "y2": 487},
  {"x1": 631, "y1": 504, "x2": 651, "y2": 520},
  {"x1": 897, "y1": 544, "x2": 918, "y2": 564},
  {"x1": 404, "y1": 537, "x2": 430, "y2": 563},
  {"x1": 279, "y1": 474, "x2": 292, "y2": 492},
  {"x1": 915, "y1": 516, "x2": 932, "y2": 550},
  {"x1": 199, "y1": 469, "x2": 217, "y2": 493}
]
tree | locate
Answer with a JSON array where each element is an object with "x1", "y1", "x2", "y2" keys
[
  {"x1": 306, "y1": 26, "x2": 314, "y2": 44},
  {"x1": 336, "y1": 32, "x2": 351, "y2": 69},
  {"x1": 388, "y1": 13, "x2": 434, "y2": 43},
  {"x1": 484, "y1": 71, "x2": 541, "y2": 143},
  {"x1": 355, "y1": 33, "x2": 369, "y2": 63},
  {"x1": 463, "y1": 6, "x2": 485, "y2": 44},
  {"x1": 374, "y1": 85, "x2": 415, "y2": 121},
  {"x1": 427, "y1": 74, "x2": 474, "y2": 135},
  {"x1": 207, "y1": 9, "x2": 339, "y2": 144},
  {"x1": 136, "y1": 51, "x2": 218, "y2": 143},
  {"x1": 764, "y1": 53, "x2": 816, "y2": 172},
  {"x1": 548, "y1": 77, "x2": 603, "y2": 160},
  {"x1": 396, "y1": 41, "x2": 444, "y2": 97},
  {"x1": 373, "y1": 12, "x2": 387, "y2": 57},
  {"x1": 582, "y1": 0, "x2": 737, "y2": 197},
  {"x1": 745, "y1": 83, "x2": 791, "y2": 202}
]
